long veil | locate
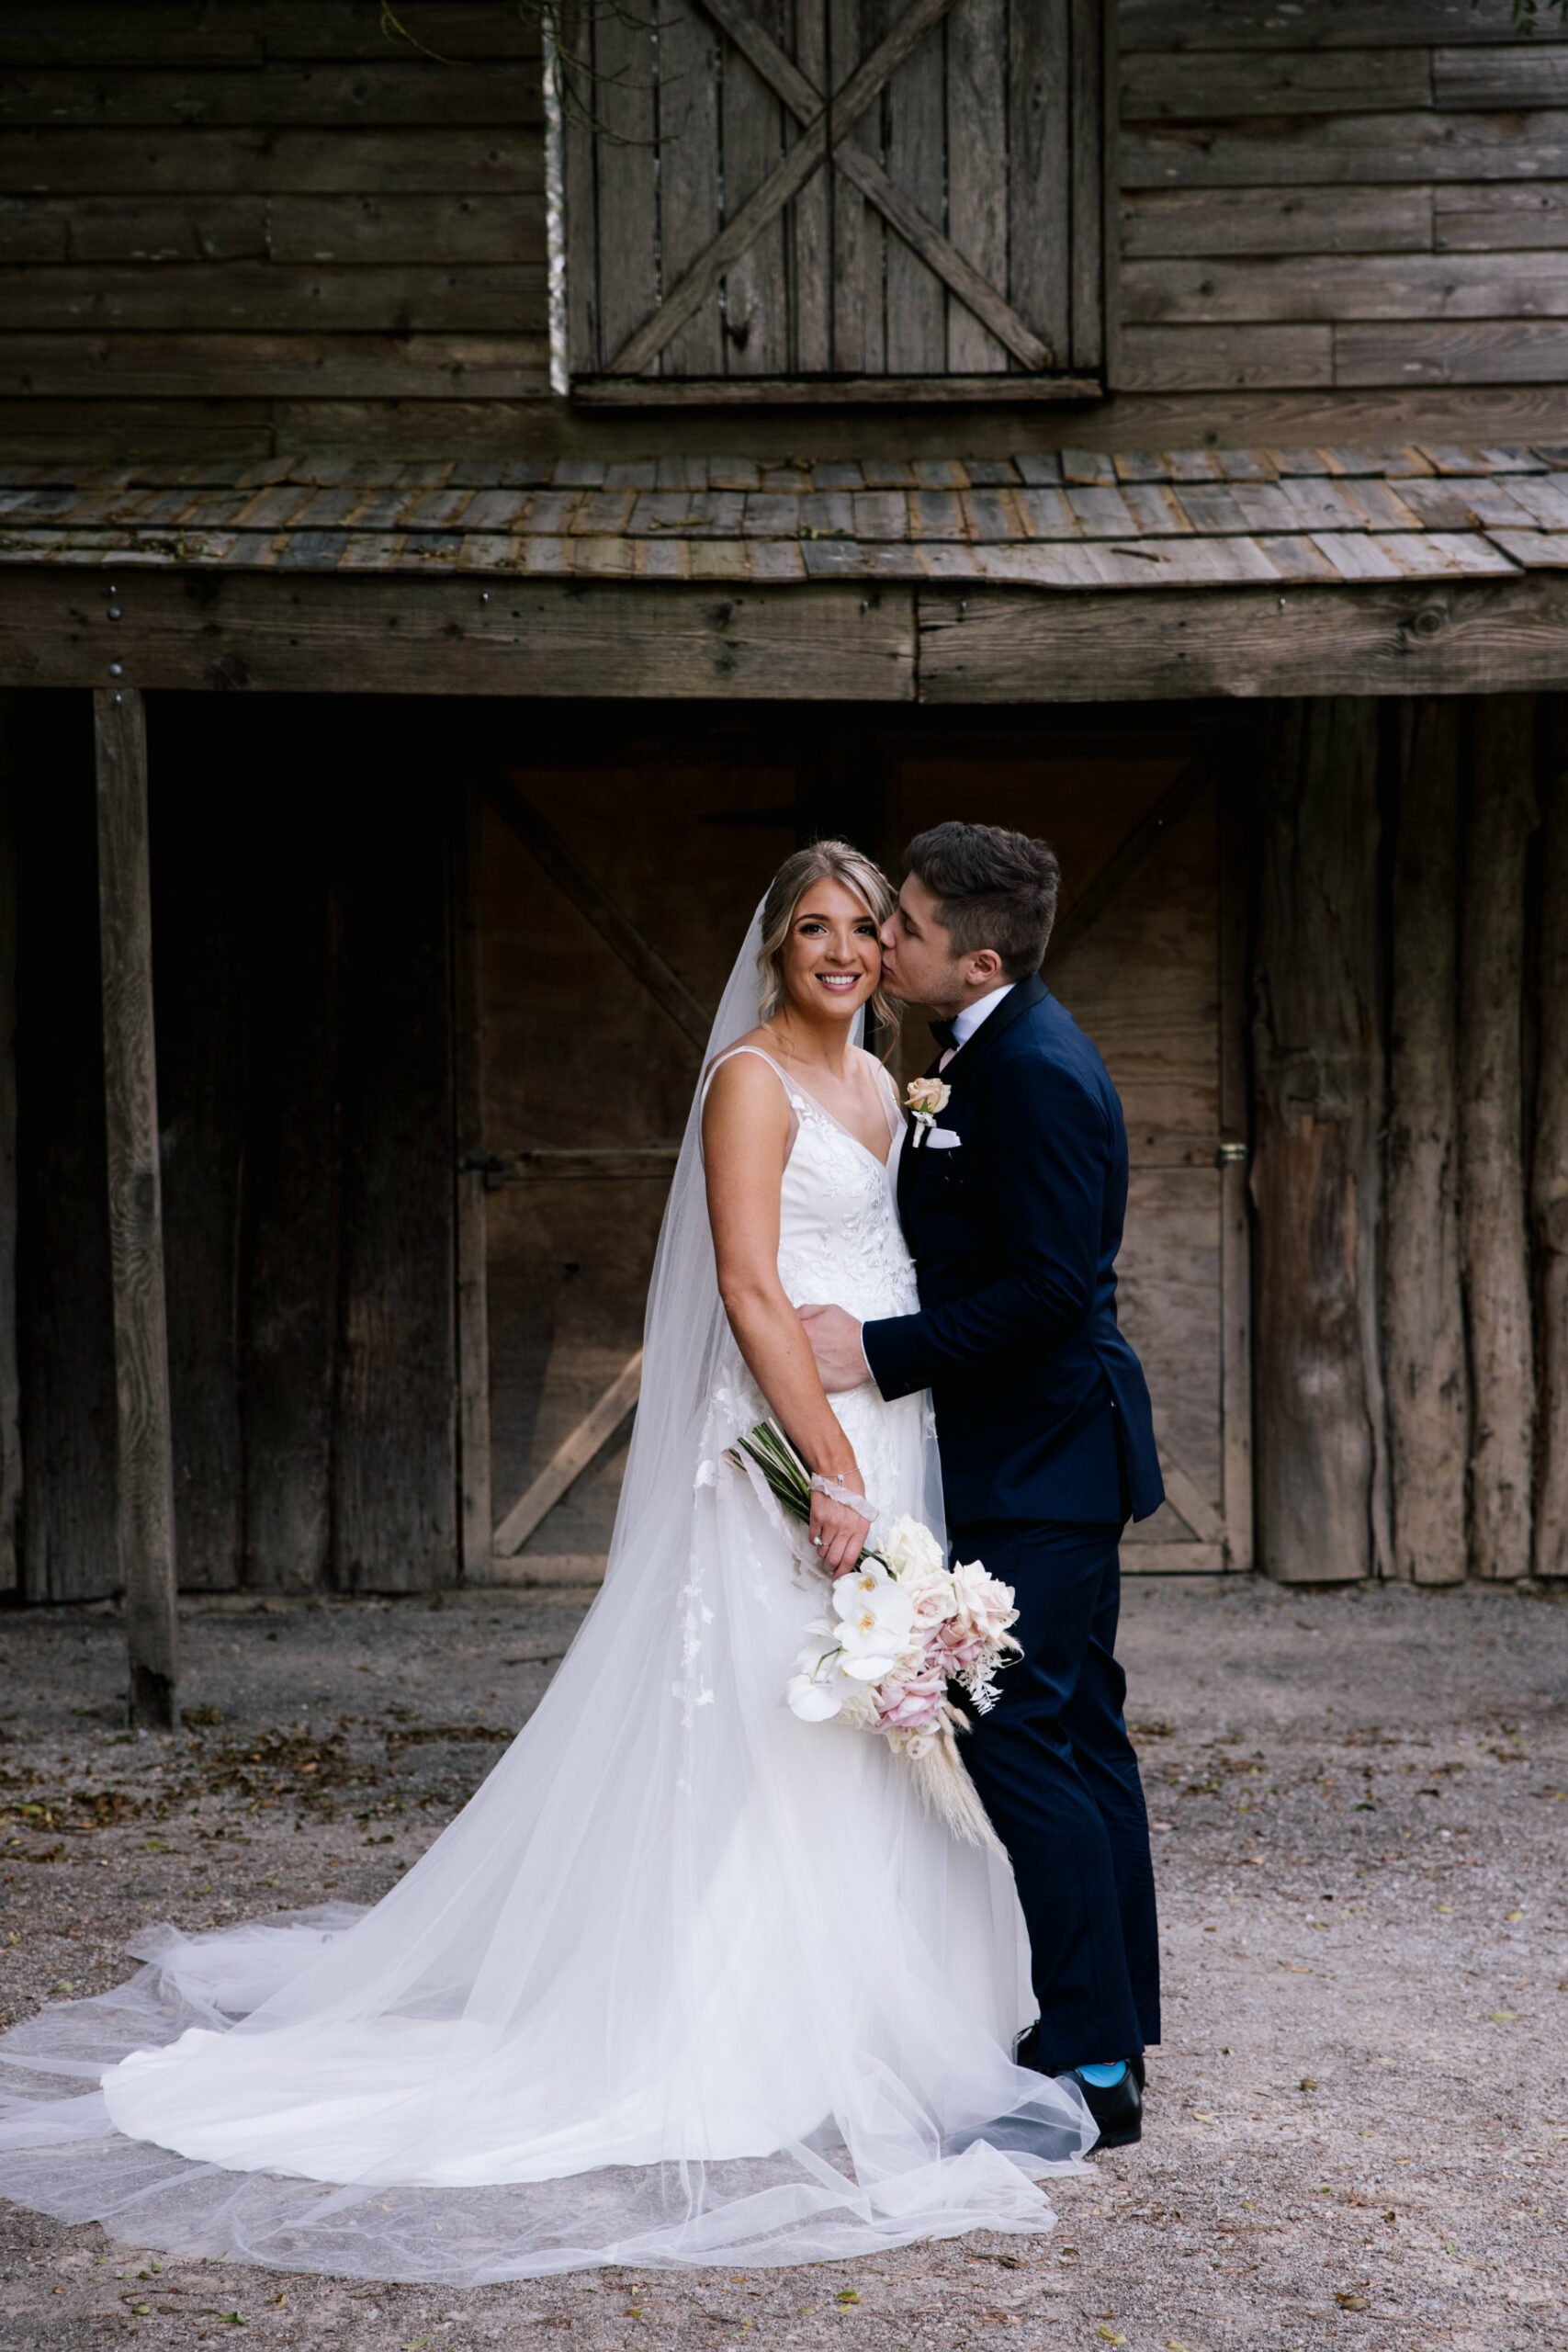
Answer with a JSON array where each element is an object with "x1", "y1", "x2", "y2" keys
[{"x1": 0, "y1": 902, "x2": 1091, "y2": 2283}]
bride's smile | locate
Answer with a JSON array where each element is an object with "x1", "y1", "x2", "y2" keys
[{"x1": 777, "y1": 882, "x2": 882, "y2": 1023}]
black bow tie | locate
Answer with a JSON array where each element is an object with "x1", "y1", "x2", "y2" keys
[{"x1": 929, "y1": 1018, "x2": 958, "y2": 1053}]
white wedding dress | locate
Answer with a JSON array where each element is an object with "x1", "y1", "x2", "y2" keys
[{"x1": 0, "y1": 923, "x2": 1091, "y2": 2283}]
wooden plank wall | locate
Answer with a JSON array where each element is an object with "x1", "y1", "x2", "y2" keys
[
  {"x1": 484, "y1": 717, "x2": 1248, "y2": 1578},
  {"x1": 9, "y1": 690, "x2": 461, "y2": 1601},
  {"x1": 1253, "y1": 689, "x2": 1568, "y2": 1587},
  {"x1": 0, "y1": 0, "x2": 1562, "y2": 443},
  {"x1": 566, "y1": 0, "x2": 1102, "y2": 384},
  {"x1": 0, "y1": 1, "x2": 547, "y2": 418},
  {"x1": 1119, "y1": 0, "x2": 1568, "y2": 394}
]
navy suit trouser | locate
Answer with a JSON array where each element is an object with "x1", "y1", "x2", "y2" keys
[{"x1": 949, "y1": 1518, "x2": 1161, "y2": 2072}]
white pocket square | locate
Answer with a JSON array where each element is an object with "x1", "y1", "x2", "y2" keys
[{"x1": 925, "y1": 1127, "x2": 963, "y2": 1149}]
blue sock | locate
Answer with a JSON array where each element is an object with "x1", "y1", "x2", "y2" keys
[{"x1": 1077, "y1": 2061, "x2": 1128, "y2": 2089}]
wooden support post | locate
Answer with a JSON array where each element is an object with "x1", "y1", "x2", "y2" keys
[
  {"x1": 1217, "y1": 764, "x2": 1254, "y2": 1575},
  {"x1": 1533, "y1": 703, "x2": 1568, "y2": 1580},
  {"x1": 94, "y1": 687, "x2": 179, "y2": 1725},
  {"x1": 1250, "y1": 700, "x2": 1389, "y2": 1584},
  {"x1": 1459, "y1": 695, "x2": 1537, "y2": 1582},
  {"x1": 0, "y1": 695, "x2": 17, "y2": 1596},
  {"x1": 454, "y1": 785, "x2": 492, "y2": 1581},
  {"x1": 1384, "y1": 700, "x2": 1468, "y2": 1585}
]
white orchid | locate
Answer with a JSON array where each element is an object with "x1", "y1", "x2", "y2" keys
[
  {"x1": 729, "y1": 1415, "x2": 1020, "y2": 1841},
  {"x1": 830, "y1": 1561, "x2": 917, "y2": 1679},
  {"x1": 785, "y1": 1671, "x2": 843, "y2": 1723}
]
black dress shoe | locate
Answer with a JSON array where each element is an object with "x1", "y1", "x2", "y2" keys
[
  {"x1": 1051, "y1": 2064, "x2": 1143, "y2": 2151},
  {"x1": 1012, "y1": 2034, "x2": 1144, "y2": 2149}
]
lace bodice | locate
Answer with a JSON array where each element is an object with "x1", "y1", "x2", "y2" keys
[
  {"x1": 697, "y1": 1047, "x2": 926, "y2": 1547},
  {"x1": 710, "y1": 1047, "x2": 919, "y2": 1327}
]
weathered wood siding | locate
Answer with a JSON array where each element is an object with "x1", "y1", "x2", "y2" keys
[
  {"x1": 1247, "y1": 690, "x2": 1562, "y2": 1586},
  {"x1": 0, "y1": 2, "x2": 547, "y2": 413},
  {"x1": 11, "y1": 691, "x2": 461, "y2": 1601},
  {"x1": 484, "y1": 716, "x2": 1251, "y2": 1579},
  {"x1": 1119, "y1": 0, "x2": 1568, "y2": 392},
  {"x1": 0, "y1": 0, "x2": 1562, "y2": 435},
  {"x1": 565, "y1": 0, "x2": 1106, "y2": 386}
]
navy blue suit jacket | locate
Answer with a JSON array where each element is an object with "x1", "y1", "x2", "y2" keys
[{"x1": 862, "y1": 976, "x2": 1163, "y2": 1530}]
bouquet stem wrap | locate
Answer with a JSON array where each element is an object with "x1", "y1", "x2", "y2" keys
[{"x1": 726, "y1": 1420, "x2": 1021, "y2": 1855}]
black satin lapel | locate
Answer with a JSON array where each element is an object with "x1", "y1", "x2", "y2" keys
[{"x1": 896, "y1": 1105, "x2": 919, "y2": 1225}]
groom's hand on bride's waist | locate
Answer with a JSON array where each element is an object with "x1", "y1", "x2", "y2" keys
[{"x1": 798, "y1": 1304, "x2": 872, "y2": 1394}]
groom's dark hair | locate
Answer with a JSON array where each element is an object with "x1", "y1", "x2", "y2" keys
[{"x1": 904, "y1": 821, "x2": 1061, "y2": 979}]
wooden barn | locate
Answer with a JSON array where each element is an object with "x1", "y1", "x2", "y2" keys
[{"x1": 0, "y1": 0, "x2": 1566, "y2": 1723}]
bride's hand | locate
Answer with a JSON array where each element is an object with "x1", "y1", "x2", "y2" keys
[{"x1": 809, "y1": 1488, "x2": 866, "y2": 1577}]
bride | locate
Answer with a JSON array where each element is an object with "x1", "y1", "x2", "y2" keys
[{"x1": 0, "y1": 842, "x2": 1092, "y2": 2282}]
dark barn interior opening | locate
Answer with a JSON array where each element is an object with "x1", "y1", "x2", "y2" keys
[
  {"x1": 2, "y1": 690, "x2": 1260, "y2": 1604},
  {"x1": 5, "y1": 676, "x2": 1565, "y2": 1618}
]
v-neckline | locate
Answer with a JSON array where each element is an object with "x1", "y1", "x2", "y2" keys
[{"x1": 769, "y1": 1057, "x2": 896, "y2": 1174}]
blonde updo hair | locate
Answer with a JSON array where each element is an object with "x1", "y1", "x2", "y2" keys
[{"x1": 757, "y1": 840, "x2": 900, "y2": 1035}]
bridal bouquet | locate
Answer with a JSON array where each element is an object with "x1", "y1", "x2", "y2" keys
[{"x1": 726, "y1": 1419, "x2": 1021, "y2": 1850}]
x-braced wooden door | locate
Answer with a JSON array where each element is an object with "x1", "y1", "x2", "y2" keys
[{"x1": 563, "y1": 0, "x2": 1111, "y2": 395}]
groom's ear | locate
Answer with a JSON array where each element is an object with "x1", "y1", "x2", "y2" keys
[{"x1": 964, "y1": 946, "x2": 1005, "y2": 988}]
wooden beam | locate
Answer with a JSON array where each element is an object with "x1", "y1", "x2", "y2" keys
[
  {"x1": 1216, "y1": 769, "x2": 1254, "y2": 1576},
  {"x1": 501, "y1": 1146, "x2": 682, "y2": 1182},
  {"x1": 0, "y1": 694, "x2": 17, "y2": 1595},
  {"x1": 1121, "y1": 1542, "x2": 1225, "y2": 1575},
  {"x1": 93, "y1": 684, "x2": 179, "y2": 1724},
  {"x1": 0, "y1": 571, "x2": 917, "y2": 702},
  {"x1": 492, "y1": 1349, "x2": 642, "y2": 1557},
  {"x1": 1152, "y1": 1433, "x2": 1226, "y2": 1549},
  {"x1": 1045, "y1": 746, "x2": 1215, "y2": 967},
  {"x1": 1384, "y1": 698, "x2": 1467, "y2": 1585},
  {"x1": 1250, "y1": 700, "x2": 1387, "y2": 1585},
  {"x1": 7, "y1": 570, "x2": 1568, "y2": 707},
  {"x1": 916, "y1": 577, "x2": 1568, "y2": 704},
  {"x1": 1460, "y1": 695, "x2": 1537, "y2": 1580},
  {"x1": 489, "y1": 778, "x2": 711, "y2": 1051},
  {"x1": 453, "y1": 783, "x2": 491, "y2": 1583},
  {"x1": 571, "y1": 375, "x2": 1100, "y2": 405},
  {"x1": 1532, "y1": 708, "x2": 1568, "y2": 1581}
]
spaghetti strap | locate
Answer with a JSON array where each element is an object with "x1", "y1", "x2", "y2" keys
[
  {"x1": 700, "y1": 1044, "x2": 801, "y2": 1159},
  {"x1": 700, "y1": 1042, "x2": 795, "y2": 1104}
]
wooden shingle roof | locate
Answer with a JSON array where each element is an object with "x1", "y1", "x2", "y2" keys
[{"x1": 5, "y1": 444, "x2": 1567, "y2": 593}]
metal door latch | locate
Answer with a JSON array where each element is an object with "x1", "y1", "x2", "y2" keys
[{"x1": 457, "y1": 1148, "x2": 513, "y2": 1190}]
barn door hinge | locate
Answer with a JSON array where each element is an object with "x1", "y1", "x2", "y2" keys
[{"x1": 457, "y1": 1148, "x2": 513, "y2": 1190}]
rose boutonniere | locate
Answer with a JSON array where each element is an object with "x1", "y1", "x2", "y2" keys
[{"x1": 904, "y1": 1076, "x2": 951, "y2": 1147}]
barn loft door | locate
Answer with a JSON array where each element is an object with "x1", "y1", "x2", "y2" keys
[{"x1": 563, "y1": 0, "x2": 1109, "y2": 393}]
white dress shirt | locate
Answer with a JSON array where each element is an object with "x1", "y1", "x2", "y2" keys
[{"x1": 939, "y1": 980, "x2": 1016, "y2": 1070}]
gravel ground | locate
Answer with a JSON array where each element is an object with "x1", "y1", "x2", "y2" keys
[{"x1": 2, "y1": 1574, "x2": 1565, "y2": 2352}]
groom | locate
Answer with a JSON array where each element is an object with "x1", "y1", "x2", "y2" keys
[{"x1": 800, "y1": 820, "x2": 1163, "y2": 2151}]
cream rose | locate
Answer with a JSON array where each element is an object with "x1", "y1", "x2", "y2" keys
[{"x1": 950, "y1": 1559, "x2": 1020, "y2": 1647}]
